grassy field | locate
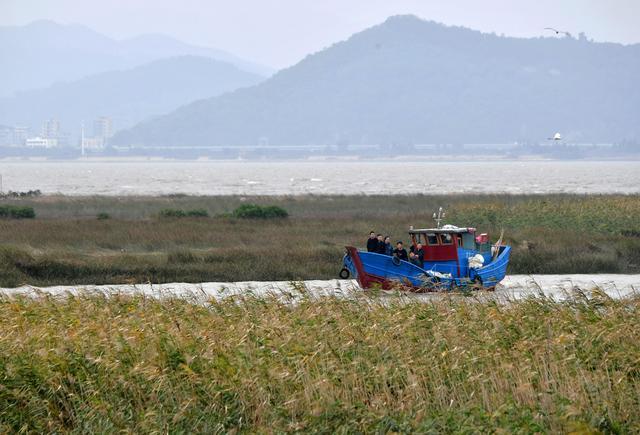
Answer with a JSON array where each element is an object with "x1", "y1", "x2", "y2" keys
[
  {"x1": 2, "y1": 194, "x2": 639, "y2": 433},
  {"x1": 1, "y1": 290, "x2": 639, "y2": 433},
  {"x1": 0, "y1": 194, "x2": 639, "y2": 287}
]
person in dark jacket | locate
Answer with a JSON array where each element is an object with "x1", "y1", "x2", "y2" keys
[
  {"x1": 383, "y1": 236, "x2": 393, "y2": 256},
  {"x1": 366, "y1": 231, "x2": 378, "y2": 252},
  {"x1": 376, "y1": 234, "x2": 386, "y2": 254},
  {"x1": 392, "y1": 241, "x2": 408, "y2": 261},
  {"x1": 409, "y1": 252, "x2": 422, "y2": 267},
  {"x1": 411, "y1": 243, "x2": 425, "y2": 267}
]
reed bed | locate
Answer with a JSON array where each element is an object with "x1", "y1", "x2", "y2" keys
[
  {"x1": 1, "y1": 290, "x2": 638, "y2": 433},
  {"x1": 4, "y1": 193, "x2": 640, "y2": 223},
  {"x1": 0, "y1": 194, "x2": 638, "y2": 286}
]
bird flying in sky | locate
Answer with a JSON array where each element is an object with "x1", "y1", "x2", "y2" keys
[{"x1": 544, "y1": 27, "x2": 572, "y2": 37}]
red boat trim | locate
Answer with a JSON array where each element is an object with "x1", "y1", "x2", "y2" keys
[
  {"x1": 345, "y1": 246, "x2": 435, "y2": 291},
  {"x1": 345, "y1": 246, "x2": 371, "y2": 288}
]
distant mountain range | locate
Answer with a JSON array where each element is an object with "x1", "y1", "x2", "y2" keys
[
  {"x1": 0, "y1": 20, "x2": 273, "y2": 97},
  {"x1": 113, "y1": 15, "x2": 640, "y2": 147},
  {"x1": 0, "y1": 56, "x2": 263, "y2": 134}
]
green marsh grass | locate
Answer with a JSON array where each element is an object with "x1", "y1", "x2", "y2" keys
[
  {"x1": 0, "y1": 194, "x2": 638, "y2": 286},
  {"x1": 1, "y1": 291, "x2": 639, "y2": 432}
]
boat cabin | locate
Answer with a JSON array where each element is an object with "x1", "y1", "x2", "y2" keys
[{"x1": 408, "y1": 226, "x2": 479, "y2": 261}]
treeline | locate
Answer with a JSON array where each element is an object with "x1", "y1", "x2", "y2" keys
[{"x1": 0, "y1": 190, "x2": 41, "y2": 199}]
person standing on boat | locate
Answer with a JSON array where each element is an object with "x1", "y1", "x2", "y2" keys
[
  {"x1": 409, "y1": 252, "x2": 422, "y2": 267},
  {"x1": 367, "y1": 231, "x2": 378, "y2": 252},
  {"x1": 376, "y1": 234, "x2": 386, "y2": 254},
  {"x1": 393, "y1": 241, "x2": 408, "y2": 261},
  {"x1": 383, "y1": 236, "x2": 393, "y2": 256},
  {"x1": 409, "y1": 243, "x2": 424, "y2": 267}
]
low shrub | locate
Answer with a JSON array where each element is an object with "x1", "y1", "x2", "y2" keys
[
  {"x1": 160, "y1": 208, "x2": 209, "y2": 218},
  {"x1": 97, "y1": 212, "x2": 110, "y2": 220},
  {"x1": 160, "y1": 208, "x2": 186, "y2": 218},
  {"x1": 232, "y1": 204, "x2": 288, "y2": 219},
  {"x1": 0, "y1": 205, "x2": 36, "y2": 219},
  {"x1": 186, "y1": 208, "x2": 209, "y2": 217}
]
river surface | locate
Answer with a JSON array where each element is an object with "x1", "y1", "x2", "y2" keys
[
  {"x1": 0, "y1": 160, "x2": 638, "y2": 195},
  {"x1": 3, "y1": 275, "x2": 639, "y2": 302}
]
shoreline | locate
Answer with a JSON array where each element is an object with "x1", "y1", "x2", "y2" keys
[
  {"x1": 3, "y1": 274, "x2": 640, "y2": 302},
  {"x1": 1, "y1": 156, "x2": 640, "y2": 163}
]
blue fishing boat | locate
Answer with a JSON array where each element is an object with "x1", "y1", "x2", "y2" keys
[{"x1": 339, "y1": 208, "x2": 510, "y2": 291}]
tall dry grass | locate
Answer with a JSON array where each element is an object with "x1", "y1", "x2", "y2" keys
[
  {"x1": 0, "y1": 194, "x2": 638, "y2": 286},
  {"x1": 1, "y1": 291, "x2": 639, "y2": 432}
]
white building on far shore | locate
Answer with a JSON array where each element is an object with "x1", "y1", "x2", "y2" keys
[
  {"x1": 12, "y1": 126, "x2": 29, "y2": 146},
  {"x1": 93, "y1": 116, "x2": 113, "y2": 141},
  {"x1": 42, "y1": 118, "x2": 61, "y2": 139},
  {"x1": 26, "y1": 136, "x2": 58, "y2": 148},
  {"x1": 81, "y1": 116, "x2": 113, "y2": 153}
]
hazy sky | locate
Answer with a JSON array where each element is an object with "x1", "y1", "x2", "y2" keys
[{"x1": 2, "y1": 0, "x2": 639, "y2": 68}]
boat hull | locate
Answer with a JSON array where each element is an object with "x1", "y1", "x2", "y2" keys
[{"x1": 343, "y1": 245, "x2": 511, "y2": 291}]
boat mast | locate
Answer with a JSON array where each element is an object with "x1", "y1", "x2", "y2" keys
[{"x1": 433, "y1": 207, "x2": 445, "y2": 228}]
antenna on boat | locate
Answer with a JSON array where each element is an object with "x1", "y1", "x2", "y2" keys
[{"x1": 432, "y1": 207, "x2": 445, "y2": 229}]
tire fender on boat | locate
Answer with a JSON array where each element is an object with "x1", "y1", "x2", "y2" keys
[
  {"x1": 339, "y1": 268, "x2": 350, "y2": 279},
  {"x1": 473, "y1": 276, "x2": 483, "y2": 289}
]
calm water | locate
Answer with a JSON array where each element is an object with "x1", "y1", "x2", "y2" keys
[{"x1": 0, "y1": 160, "x2": 638, "y2": 195}]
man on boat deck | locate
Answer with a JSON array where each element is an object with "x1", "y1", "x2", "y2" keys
[
  {"x1": 376, "y1": 234, "x2": 386, "y2": 254},
  {"x1": 367, "y1": 231, "x2": 378, "y2": 252},
  {"x1": 409, "y1": 252, "x2": 422, "y2": 267},
  {"x1": 393, "y1": 241, "x2": 408, "y2": 261},
  {"x1": 383, "y1": 236, "x2": 393, "y2": 256},
  {"x1": 410, "y1": 243, "x2": 425, "y2": 267}
]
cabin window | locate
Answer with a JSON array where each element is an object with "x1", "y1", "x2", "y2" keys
[
  {"x1": 461, "y1": 233, "x2": 475, "y2": 249},
  {"x1": 426, "y1": 233, "x2": 438, "y2": 246},
  {"x1": 439, "y1": 233, "x2": 453, "y2": 245}
]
